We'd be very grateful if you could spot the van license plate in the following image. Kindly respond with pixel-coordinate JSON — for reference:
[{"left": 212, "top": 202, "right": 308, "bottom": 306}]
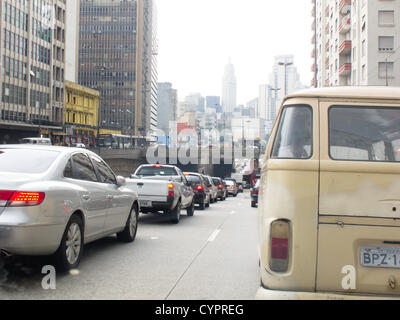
[
  {"left": 139, "top": 200, "right": 152, "bottom": 208},
  {"left": 361, "top": 246, "right": 400, "bottom": 269}
]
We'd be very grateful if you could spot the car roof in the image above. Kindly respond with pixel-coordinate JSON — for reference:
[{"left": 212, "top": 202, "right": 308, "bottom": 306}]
[
  {"left": 285, "top": 86, "right": 400, "bottom": 103},
  {"left": 140, "top": 164, "right": 177, "bottom": 169}
]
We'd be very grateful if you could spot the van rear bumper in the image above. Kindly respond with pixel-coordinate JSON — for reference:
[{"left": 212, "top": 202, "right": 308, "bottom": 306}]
[{"left": 256, "top": 287, "right": 400, "bottom": 300}]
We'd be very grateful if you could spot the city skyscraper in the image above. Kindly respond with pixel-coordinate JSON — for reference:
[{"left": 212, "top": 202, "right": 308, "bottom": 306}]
[
  {"left": 157, "top": 82, "right": 177, "bottom": 135},
  {"left": 0, "top": 0, "right": 67, "bottom": 143},
  {"left": 66, "top": 0, "right": 80, "bottom": 83},
  {"left": 78, "top": 0, "right": 158, "bottom": 137},
  {"left": 221, "top": 60, "right": 237, "bottom": 114}
]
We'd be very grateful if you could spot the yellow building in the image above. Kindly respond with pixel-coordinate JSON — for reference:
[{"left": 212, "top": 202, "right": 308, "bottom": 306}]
[{"left": 64, "top": 81, "right": 100, "bottom": 146}]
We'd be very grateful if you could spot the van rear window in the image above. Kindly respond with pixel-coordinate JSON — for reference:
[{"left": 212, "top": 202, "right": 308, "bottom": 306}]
[{"left": 329, "top": 106, "right": 400, "bottom": 162}]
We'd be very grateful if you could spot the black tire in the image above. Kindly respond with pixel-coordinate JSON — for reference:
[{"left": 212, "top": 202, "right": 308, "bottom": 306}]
[
  {"left": 187, "top": 200, "right": 195, "bottom": 217},
  {"left": 117, "top": 204, "right": 139, "bottom": 243},
  {"left": 206, "top": 198, "right": 210, "bottom": 208},
  {"left": 170, "top": 201, "right": 181, "bottom": 224},
  {"left": 54, "top": 215, "right": 84, "bottom": 272},
  {"left": 199, "top": 201, "right": 206, "bottom": 210},
  {"left": 251, "top": 201, "right": 257, "bottom": 208}
]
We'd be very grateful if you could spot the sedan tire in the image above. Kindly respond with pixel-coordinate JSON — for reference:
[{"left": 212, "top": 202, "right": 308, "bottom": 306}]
[
  {"left": 117, "top": 204, "right": 139, "bottom": 243},
  {"left": 54, "top": 215, "right": 84, "bottom": 272}
]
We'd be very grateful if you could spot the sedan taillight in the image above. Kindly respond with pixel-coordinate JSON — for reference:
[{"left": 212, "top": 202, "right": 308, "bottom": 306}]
[
  {"left": 269, "top": 220, "right": 290, "bottom": 273},
  {"left": 0, "top": 191, "right": 45, "bottom": 207}
]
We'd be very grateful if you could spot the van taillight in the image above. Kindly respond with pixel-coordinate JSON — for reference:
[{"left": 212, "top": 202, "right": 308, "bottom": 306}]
[
  {"left": 0, "top": 191, "right": 45, "bottom": 207},
  {"left": 269, "top": 220, "right": 290, "bottom": 273}
]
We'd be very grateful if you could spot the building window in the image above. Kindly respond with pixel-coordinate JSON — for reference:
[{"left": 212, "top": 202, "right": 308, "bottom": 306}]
[
  {"left": 378, "top": 11, "right": 394, "bottom": 26},
  {"left": 378, "top": 61, "right": 394, "bottom": 79},
  {"left": 379, "top": 36, "right": 394, "bottom": 52}
]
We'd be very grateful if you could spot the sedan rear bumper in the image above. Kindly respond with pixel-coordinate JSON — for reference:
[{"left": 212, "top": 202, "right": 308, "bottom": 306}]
[
  {"left": 0, "top": 223, "right": 65, "bottom": 256},
  {"left": 256, "top": 287, "right": 400, "bottom": 300}
]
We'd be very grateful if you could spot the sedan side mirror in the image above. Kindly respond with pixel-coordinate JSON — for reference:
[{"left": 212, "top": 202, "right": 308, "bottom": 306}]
[
  {"left": 130, "top": 174, "right": 139, "bottom": 179},
  {"left": 116, "top": 176, "right": 126, "bottom": 187}
]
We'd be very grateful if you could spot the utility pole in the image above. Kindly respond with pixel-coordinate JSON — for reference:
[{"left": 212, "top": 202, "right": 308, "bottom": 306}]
[
  {"left": 386, "top": 58, "right": 389, "bottom": 86},
  {"left": 314, "top": 0, "right": 318, "bottom": 88},
  {"left": 278, "top": 61, "right": 293, "bottom": 96}
]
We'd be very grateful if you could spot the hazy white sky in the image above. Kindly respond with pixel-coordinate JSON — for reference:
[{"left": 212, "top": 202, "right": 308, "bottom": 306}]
[{"left": 156, "top": 0, "right": 313, "bottom": 105}]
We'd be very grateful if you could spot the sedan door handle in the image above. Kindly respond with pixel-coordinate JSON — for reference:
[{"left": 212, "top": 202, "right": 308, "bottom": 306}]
[
  {"left": 82, "top": 195, "right": 90, "bottom": 201},
  {"left": 106, "top": 195, "right": 114, "bottom": 200}
]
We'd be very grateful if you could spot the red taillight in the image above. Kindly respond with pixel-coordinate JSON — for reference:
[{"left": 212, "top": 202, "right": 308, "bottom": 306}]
[
  {"left": 269, "top": 220, "right": 290, "bottom": 273},
  {"left": 0, "top": 191, "right": 45, "bottom": 207},
  {"left": 231, "top": 186, "right": 235, "bottom": 190},
  {"left": 154, "top": 165, "right": 162, "bottom": 168},
  {"left": 196, "top": 185, "right": 204, "bottom": 191},
  {"left": 168, "top": 183, "right": 174, "bottom": 197},
  {"left": 218, "top": 184, "right": 223, "bottom": 189}
]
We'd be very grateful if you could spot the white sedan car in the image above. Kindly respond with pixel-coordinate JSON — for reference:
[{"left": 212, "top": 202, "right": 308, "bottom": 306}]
[{"left": 0, "top": 145, "right": 139, "bottom": 271}]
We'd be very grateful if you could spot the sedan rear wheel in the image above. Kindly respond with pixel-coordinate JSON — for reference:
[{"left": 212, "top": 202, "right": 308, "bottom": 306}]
[{"left": 54, "top": 215, "right": 84, "bottom": 272}]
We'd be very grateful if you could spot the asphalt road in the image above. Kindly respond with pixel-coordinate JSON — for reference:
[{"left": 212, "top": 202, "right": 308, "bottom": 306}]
[{"left": 0, "top": 191, "right": 260, "bottom": 300}]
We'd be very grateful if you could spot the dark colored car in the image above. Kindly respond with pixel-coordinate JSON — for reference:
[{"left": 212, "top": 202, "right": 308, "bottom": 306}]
[
  {"left": 184, "top": 173, "right": 211, "bottom": 210},
  {"left": 212, "top": 177, "right": 226, "bottom": 201},
  {"left": 251, "top": 180, "right": 260, "bottom": 208}
]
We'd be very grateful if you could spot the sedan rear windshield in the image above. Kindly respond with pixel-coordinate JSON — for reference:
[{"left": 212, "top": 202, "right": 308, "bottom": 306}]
[
  {"left": 186, "top": 175, "right": 201, "bottom": 185},
  {"left": 136, "top": 166, "right": 178, "bottom": 177},
  {"left": 0, "top": 149, "right": 59, "bottom": 174},
  {"left": 212, "top": 178, "right": 220, "bottom": 185},
  {"left": 225, "top": 180, "right": 234, "bottom": 186}
]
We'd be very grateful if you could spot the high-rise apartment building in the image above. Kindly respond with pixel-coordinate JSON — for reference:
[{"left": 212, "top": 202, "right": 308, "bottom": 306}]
[
  {"left": 312, "top": 0, "right": 400, "bottom": 87},
  {"left": 0, "top": 0, "right": 67, "bottom": 143},
  {"left": 221, "top": 60, "right": 237, "bottom": 115},
  {"left": 79, "top": 0, "right": 158, "bottom": 137}
]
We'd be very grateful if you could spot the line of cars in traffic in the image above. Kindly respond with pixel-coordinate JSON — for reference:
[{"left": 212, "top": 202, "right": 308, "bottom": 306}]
[
  {"left": 126, "top": 164, "right": 240, "bottom": 224},
  {"left": 0, "top": 145, "right": 240, "bottom": 272}
]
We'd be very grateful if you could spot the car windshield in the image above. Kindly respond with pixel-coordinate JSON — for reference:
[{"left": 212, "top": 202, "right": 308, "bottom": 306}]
[
  {"left": 186, "top": 175, "right": 202, "bottom": 186},
  {"left": 136, "top": 166, "right": 178, "bottom": 177},
  {"left": 225, "top": 180, "right": 234, "bottom": 186},
  {"left": 0, "top": 149, "right": 59, "bottom": 174},
  {"left": 212, "top": 178, "right": 220, "bottom": 185}
]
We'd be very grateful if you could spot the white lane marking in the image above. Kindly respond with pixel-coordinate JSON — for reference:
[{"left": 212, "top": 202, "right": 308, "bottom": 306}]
[
  {"left": 207, "top": 229, "right": 221, "bottom": 242},
  {"left": 151, "top": 237, "right": 159, "bottom": 240}
]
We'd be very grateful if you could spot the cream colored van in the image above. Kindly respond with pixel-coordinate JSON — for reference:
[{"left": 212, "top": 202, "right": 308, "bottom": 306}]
[{"left": 257, "top": 87, "right": 400, "bottom": 300}]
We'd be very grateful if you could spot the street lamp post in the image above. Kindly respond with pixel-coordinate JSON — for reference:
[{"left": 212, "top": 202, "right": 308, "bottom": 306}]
[
  {"left": 278, "top": 61, "right": 293, "bottom": 96},
  {"left": 269, "top": 87, "right": 281, "bottom": 121}
]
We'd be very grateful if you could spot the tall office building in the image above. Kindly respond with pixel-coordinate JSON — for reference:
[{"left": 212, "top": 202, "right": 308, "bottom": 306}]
[
  {"left": 79, "top": 0, "right": 158, "bottom": 137},
  {"left": 221, "top": 60, "right": 237, "bottom": 114},
  {"left": 157, "top": 82, "right": 177, "bottom": 135},
  {"left": 312, "top": 0, "right": 400, "bottom": 87},
  {"left": 0, "top": 0, "right": 67, "bottom": 143}
]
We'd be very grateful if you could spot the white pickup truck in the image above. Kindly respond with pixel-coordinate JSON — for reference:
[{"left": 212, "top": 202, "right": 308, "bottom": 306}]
[{"left": 125, "top": 164, "right": 195, "bottom": 224}]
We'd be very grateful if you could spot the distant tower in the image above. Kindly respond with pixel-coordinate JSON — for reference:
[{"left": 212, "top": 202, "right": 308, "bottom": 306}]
[{"left": 221, "top": 60, "right": 237, "bottom": 114}]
